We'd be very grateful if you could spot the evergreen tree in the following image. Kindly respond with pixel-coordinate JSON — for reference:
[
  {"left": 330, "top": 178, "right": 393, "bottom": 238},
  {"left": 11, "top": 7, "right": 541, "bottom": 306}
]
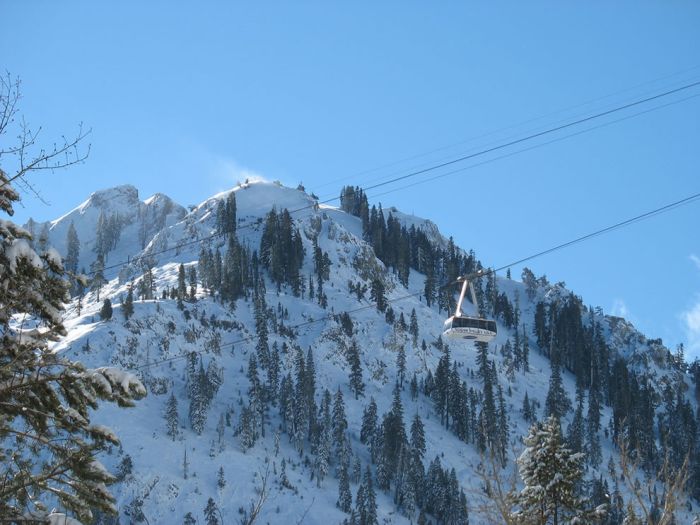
[
  {"left": 239, "top": 404, "right": 257, "bottom": 451},
  {"left": 0, "top": 167, "right": 146, "bottom": 520},
  {"left": 348, "top": 340, "right": 365, "bottom": 399},
  {"left": 188, "top": 265, "right": 197, "bottom": 300},
  {"left": 379, "top": 383, "right": 407, "bottom": 489},
  {"left": 370, "top": 278, "right": 387, "bottom": 312},
  {"left": 178, "top": 263, "right": 187, "bottom": 301},
  {"left": 165, "top": 392, "right": 179, "bottom": 440},
  {"left": 361, "top": 398, "right": 378, "bottom": 445},
  {"left": 567, "top": 388, "right": 585, "bottom": 454},
  {"left": 338, "top": 458, "right": 353, "bottom": 512},
  {"left": 357, "top": 466, "right": 378, "bottom": 525},
  {"left": 513, "top": 416, "right": 590, "bottom": 525},
  {"left": 65, "top": 220, "right": 80, "bottom": 274},
  {"left": 396, "top": 344, "right": 406, "bottom": 388},
  {"left": 123, "top": 284, "right": 134, "bottom": 320},
  {"left": 545, "top": 354, "right": 571, "bottom": 419},
  {"left": 409, "top": 308, "right": 419, "bottom": 347},
  {"left": 217, "top": 466, "right": 226, "bottom": 489},
  {"left": 316, "top": 402, "right": 332, "bottom": 485},
  {"left": 100, "top": 298, "right": 113, "bottom": 320},
  {"left": 90, "top": 252, "right": 106, "bottom": 301},
  {"left": 204, "top": 497, "right": 220, "bottom": 525},
  {"left": 189, "top": 362, "right": 210, "bottom": 435},
  {"left": 410, "top": 414, "right": 426, "bottom": 461},
  {"left": 333, "top": 389, "right": 349, "bottom": 461}
]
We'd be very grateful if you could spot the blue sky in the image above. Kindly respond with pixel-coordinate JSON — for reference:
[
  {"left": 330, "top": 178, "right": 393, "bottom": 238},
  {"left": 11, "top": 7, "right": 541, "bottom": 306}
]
[{"left": 3, "top": 1, "right": 700, "bottom": 357}]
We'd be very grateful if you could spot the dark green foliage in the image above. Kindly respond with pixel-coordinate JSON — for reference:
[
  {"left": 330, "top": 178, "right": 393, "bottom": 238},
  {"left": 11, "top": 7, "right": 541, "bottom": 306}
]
[
  {"left": 360, "top": 398, "right": 378, "bottom": 445},
  {"left": 348, "top": 340, "right": 364, "bottom": 399},
  {"left": 90, "top": 252, "right": 106, "bottom": 301},
  {"left": 396, "top": 344, "right": 406, "bottom": 388},
  {"left": 100, "top": 298, "right": 113, "bottom": 320},
  {"left": 122, "top": 284, "right": 134, "bottom": 320},
  {"left": 410, "top": 414, "right": 426, "bottom": 461},
  {"left": 370, "top": 278, "right": 386, "bottom": 312},
  {"left": 260, "top": 207, "right": 304, "bottom": 295},
  {"left": 165, "top": 392, "right": 179, "bottom": 440},
  {"left": 545, "top": 355, "right": 571, "bottom": 420},
  {"left": 215, "top": 192, "right": 237, "bottom": 238},
  {"left": 355, "top": 466, "right": 378, "bottom": 525},
  {"left": 204, "top": 497, "right": 220, "bottom": 525}
]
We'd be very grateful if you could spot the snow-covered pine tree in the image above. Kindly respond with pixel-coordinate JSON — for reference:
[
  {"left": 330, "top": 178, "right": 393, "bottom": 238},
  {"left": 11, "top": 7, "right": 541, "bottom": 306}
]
[
  {"left": 204, "top": 497, "right": 220, "bottom": 525},
  {"left": 410, "top": 414, "right": 426, "bottom": 461},
  {"left": 360, "top": 397, "right": 378, "bottom": 445},
  {"left": 165, "top": 391, "right": 180, "bottom": 440},
  {"left": 122, "top": 284, "right": 134, "bottom": 320},
  {"left": 90, "top": 252, "right": 106, "bottom": 301},
  {"left": 513, "top": 416, "right": 596, "bottom": 524},
  {"left": 348, "top": 339, "right": 365, "bottom": 399},
  {"left": 545, "top": 353, "right": 571, "bottom": 419},
  {"left": 65, "top": 220, "right": 80, "bottom": 295},
  {"left": 0, "top": 134, "right": 145, "bottom": 521}
]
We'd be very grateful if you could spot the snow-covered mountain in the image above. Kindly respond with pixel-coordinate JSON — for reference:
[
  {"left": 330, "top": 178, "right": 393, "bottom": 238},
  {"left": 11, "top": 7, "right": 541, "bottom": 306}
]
[
  {"left": 31, "top": 180, "right": 698, "bottom": 524},
  {"left": 25, "top": 184, "right": 186, "bottom": 273}
]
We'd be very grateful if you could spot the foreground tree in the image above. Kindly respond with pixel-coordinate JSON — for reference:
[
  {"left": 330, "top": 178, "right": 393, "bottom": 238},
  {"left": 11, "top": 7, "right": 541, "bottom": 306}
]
[
  {"left": 512, "top": 416, "right": 605, "bottom": 525},
  {"left": 0, "top": 75, "right": 146, "bottom": 522}
]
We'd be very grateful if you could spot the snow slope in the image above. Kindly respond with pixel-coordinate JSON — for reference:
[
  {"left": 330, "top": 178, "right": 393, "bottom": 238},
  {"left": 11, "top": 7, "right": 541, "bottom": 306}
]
[{"left": 40, "top": 180, "right": 695, "bottom": 524}]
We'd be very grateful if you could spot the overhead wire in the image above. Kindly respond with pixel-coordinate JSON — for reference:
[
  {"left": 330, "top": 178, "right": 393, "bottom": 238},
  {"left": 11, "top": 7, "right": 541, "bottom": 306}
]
[
  {"left": 365, "top": 91, "right": 700, "bottom": 202},
  {"left": 310, "top": 64, "right": 700, "bottom": 194},
  {"left": 92, "top": 78, "right": 700, "bottom": 278}
]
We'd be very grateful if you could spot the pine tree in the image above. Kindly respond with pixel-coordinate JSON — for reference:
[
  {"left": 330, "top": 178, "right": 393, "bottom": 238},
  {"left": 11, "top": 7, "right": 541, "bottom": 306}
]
[
  {"left": 100, "top": 297, "right": 113, "bottom": 320},
  {"left": 165, "top": 392, "right": 179, "bottom": 440},
  {"left": 204, "top": 497, "right": 220, "bottom": 525},
  {"left": 358, "top": 466, "right": 378, "bottom": 525},
  {"left": 239, "top": 404, "right": 257, "bottom": 451},
  {"left": 178, "top": 263, "right": 187, "bottom": 301},
  {"left": 545, "top": 354, "right": 571, "bottom": 419},
  {"left": 333, "top": 389, "right": 349, "bottom": 461},
  {"left": 338, "top": 458, "right": 353, "bottom": 512},
  {"left": 567, "top": 387, "right": 585, "bottom": 454},
  {"left": 123, "top": 284, "right": 134, "bottom": 320},
  {"left": 361, "top": 398, "right": 378, "bottom": 445},
  {"left": 348, "top": 339, "right": 365, "bottom": 399},
  {"left": 90, "top": 252, "right": 106, "bottom": 301},
  {"left": 410, "top": 414, "right": 426, "bottom": 461},
  {"left": 0, "top": 164, "right": 146, "bottom": 520},
  {"left": 217, "top": 466, "right": 226, "bottom": 489},
  {"left": 65, "top": 221, "right": 80, "bottom": 294},
  {"left": 409, "top": 308, "right": 419, "bottom": 347},
  {"left": 396, "top": 344, "right": 406, "bottom": 388},
  {"left": 370, "top": 278, "right": 387, "bottom": 312},
  {"left": 513, "top": 416, "right": 589, "bottom": 525}
]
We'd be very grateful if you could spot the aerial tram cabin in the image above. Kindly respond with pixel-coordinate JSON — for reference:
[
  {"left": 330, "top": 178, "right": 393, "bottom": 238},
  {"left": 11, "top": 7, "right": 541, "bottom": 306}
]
[{"left": 443, "top": 275, "right": 497, "bottom": 343}]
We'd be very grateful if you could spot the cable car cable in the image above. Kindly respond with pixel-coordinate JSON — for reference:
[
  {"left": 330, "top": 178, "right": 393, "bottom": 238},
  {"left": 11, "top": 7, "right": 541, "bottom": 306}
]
[{"left": 91, "top": 79, "right": 700, "bottom": 277}]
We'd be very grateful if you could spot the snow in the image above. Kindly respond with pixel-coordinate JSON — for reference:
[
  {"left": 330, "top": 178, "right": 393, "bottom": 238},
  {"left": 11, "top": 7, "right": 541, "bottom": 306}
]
[
  {"left": 4, "top": 237, "right": 42, "bottom": 272},
  {"left": 48, "top": 512, "right": 84, "bottom": 525},
  {"left": 33, "top": 180, "right": 697, "bottom": 524}
]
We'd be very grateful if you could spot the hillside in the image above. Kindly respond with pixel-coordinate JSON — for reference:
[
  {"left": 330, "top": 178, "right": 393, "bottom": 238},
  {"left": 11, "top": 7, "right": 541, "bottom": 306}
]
[{"left": 29, "top": 180, "right": 699, "bottom": 524}]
